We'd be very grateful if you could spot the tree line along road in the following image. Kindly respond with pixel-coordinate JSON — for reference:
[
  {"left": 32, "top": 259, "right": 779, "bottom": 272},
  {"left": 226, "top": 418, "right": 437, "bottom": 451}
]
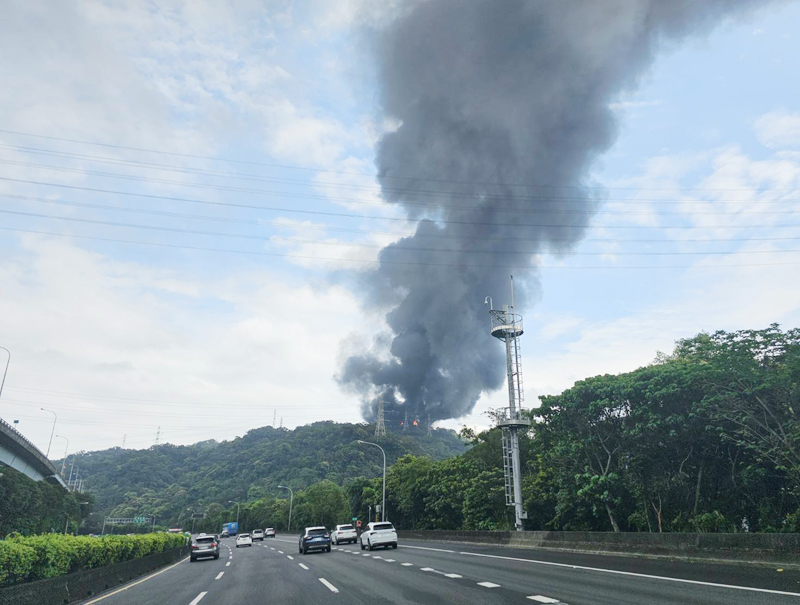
[{"left": 80, "top": 534, "right": 800, "bottom": 605}]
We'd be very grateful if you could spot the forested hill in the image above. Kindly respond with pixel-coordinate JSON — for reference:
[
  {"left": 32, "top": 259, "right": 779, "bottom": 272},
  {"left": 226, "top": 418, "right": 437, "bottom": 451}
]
[{"left": 71, "top": 422, "right": 466, "bottom": 527}]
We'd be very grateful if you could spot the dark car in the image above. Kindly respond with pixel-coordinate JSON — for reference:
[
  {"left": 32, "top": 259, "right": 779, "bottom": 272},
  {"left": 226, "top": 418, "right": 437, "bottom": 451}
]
[
  {"left": 190, "top": 534, "right": 220, "bottom": 562},
  {"left": 298, "top": 526, "right": 331, "bottom": 555}
]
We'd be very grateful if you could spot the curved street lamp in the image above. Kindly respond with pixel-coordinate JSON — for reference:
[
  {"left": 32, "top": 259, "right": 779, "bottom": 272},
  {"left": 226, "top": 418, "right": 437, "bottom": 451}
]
[
  {"left": 228, "top": 500, "right": 241, "bottom": 527},
  {"left": 277, "top": 486, "right": 294, "bottom": 532},
  {"left": 357, "top": 440, "right": 387, "bottom": 522},
  {"left": 0, "top": 347, "right": 10, "bottom": 402},
  {"left": 55, "top": 435, "right": 69, "bottom": 476},
  {"left": 41, "top": 407, "right": 57, "bottom": 458}
]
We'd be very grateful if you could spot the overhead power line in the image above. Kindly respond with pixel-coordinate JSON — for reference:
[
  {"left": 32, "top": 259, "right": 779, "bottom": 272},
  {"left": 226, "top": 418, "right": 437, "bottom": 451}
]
[
  {"left": 2, "top": 126, "right": 798, "bottom": 192},
  {"left": 1, "top": 158, "right": 799, "bottom": 209},
  {"left": 6, "top": 193, "right": 800, "bottom": 245},
  {"left": 1, "top": 144, "right": 798, "bottom": 206},
  {"left": 4, "top": 226, "right": 800, "bottom": 269},
  {"left": 3, "top": 208, "right": 800, "bottom": 257},
  {"left": 1, "top": 178, "right": 797, "bottom": 229}
]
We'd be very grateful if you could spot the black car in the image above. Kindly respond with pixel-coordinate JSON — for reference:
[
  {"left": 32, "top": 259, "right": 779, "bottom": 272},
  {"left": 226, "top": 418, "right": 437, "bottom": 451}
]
[
  {"left": 190, "top": 534, "right": 220, "bottom": 562},
  {"left": 298, "top": 526, "right": 331, "bottom": 555}
]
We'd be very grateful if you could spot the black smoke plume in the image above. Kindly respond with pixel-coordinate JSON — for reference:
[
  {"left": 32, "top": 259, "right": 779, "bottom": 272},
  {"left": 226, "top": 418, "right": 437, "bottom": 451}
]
[{"left": 338, "top": 0, "right": 773, "bottom": 423}]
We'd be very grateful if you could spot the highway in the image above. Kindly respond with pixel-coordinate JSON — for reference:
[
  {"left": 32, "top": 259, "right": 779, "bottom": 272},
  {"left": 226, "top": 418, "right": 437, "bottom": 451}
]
[{"left": 81, "top": 534, "right": 800, "bottom": 605}]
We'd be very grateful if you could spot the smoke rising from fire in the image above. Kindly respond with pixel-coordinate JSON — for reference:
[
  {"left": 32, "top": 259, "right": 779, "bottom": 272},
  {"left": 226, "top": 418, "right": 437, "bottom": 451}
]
[{"left": 337, "top": 0, "right": 772, "bottom": 423}]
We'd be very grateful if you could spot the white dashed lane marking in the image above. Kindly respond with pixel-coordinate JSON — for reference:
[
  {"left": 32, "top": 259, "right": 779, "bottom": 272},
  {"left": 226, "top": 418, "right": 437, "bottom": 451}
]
[
  {"left": 189, "top": 592, "right": 207, "bottom": 605},
  {"left": 319, "top": 578, "right": 339, "bottom": 593},
  {"left": 478, "top": 582, "right": 501, "bottom": 588},
  {"left": 299, "top": 563, "right": 309, "bottom": 570},
  {"left": 225, "top": 562, "right": 230, "bottom": 567},
  {"left": 401, "top": 563, "right": 413, "bottom": 567},
  {"left": 278, "top": 550, "right": 284, "bottom": 554},
  {"left": 215, "top": 572, "right": 224, "bottom": 580},
  {"left": 287, "top": 555, "right": 294, "bottom": 560},
  {"left": 527, "top": 597, "right": 560, "bottom": 604}
]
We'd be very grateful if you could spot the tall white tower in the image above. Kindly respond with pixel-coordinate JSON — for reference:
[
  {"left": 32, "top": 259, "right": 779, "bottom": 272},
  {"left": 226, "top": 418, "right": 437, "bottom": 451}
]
[{"left": 486, "top": 276, "right": 531, "bottom": 531}]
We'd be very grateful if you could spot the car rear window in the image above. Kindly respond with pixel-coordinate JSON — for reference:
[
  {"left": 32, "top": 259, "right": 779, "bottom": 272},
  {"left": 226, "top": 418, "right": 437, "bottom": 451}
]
[
  {"left": 338, "top": 525, "right": 354, "bottom": 530},
  {"left": 239, "top": 533, "right": 250, "bottom": 538},
  {"left": 308, "top": 528, "right": 327, "bottom": 536},
  {"left": 196, "top": 537, "right": 215, "bottom": 544},
  {"left": 373, "top": 523, "right": 394, "bottom": 531}
]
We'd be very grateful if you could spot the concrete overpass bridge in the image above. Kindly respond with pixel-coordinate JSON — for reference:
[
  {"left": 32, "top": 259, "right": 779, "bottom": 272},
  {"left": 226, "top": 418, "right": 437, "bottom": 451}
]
[{"left": 0, "top": 416, "right": 67, "bottom": 488}]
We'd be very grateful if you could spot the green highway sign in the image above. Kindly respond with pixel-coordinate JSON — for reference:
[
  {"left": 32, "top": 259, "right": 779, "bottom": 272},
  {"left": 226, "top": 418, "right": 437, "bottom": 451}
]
[
  {"left": 133, "top": 516, "right": 146, "bottom": 523},
  {"left": 352, "top": 517, "right": 357, "bottom": 522}
]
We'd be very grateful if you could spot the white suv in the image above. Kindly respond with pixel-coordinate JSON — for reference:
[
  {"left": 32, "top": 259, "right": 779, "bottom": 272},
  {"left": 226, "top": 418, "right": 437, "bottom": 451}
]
[
  {"left": 331, "top": 524, "right": 357, "bottom": 545},
  {"left": 252, "top": 529, "right": 264, "bottom": 541},
  {"left": 360, "top": 522, "right": 398, "bottom": 551}
]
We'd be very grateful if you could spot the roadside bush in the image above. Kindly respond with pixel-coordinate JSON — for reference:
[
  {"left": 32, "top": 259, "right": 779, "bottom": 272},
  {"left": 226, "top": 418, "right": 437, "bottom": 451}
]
[
  {"left": 0, "top": 541, "right": 36, "bottom": 586},
  {"left": 0, "top": 532, "right": 185, "bottom": 586}
]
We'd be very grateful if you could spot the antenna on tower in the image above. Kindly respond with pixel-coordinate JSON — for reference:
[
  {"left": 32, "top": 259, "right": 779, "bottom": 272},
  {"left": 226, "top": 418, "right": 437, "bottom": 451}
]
[
  {"left": 122, "top": 434, "right": 127, "bottom": 449},
  {"left": 375, "top": 394, "right": 387, "bottom": 438},
  {"left": 154, "top": 427, "right": 161, "bottom": 446},
  {"left": 486, "top": 275, "right": 531, "bottom": 531},
  {"left": 279, "top": 417, "right": 283, "bottom": 429},
  {"left": 273, "top": 410, "right": 277, "bottom": 428}
]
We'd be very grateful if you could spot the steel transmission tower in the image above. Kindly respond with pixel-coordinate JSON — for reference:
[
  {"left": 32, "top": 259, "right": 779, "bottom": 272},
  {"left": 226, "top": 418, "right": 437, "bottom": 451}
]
[
  {"left": 486, "top": 276, "right": 531, "bottom": 531},
  {"left": 375, "top": 395, "right": 387, "bottom": 438}
]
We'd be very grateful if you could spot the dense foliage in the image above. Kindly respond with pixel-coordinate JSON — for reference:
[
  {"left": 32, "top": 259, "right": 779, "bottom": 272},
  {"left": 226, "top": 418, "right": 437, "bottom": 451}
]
[
  {"left": 67, "top": 326, "right": 800, "bottom": 535},
  {"left": 341, "top": 326, "right": 800, "bottom": 533},
  {"left": 69, "top": 422, "right": 465, "bottom": 531},
  {"left": 0, "top": 532, "right": 185, "bottom": 586},
  {"left": 0, "top": 467, "right": 92, "bottom": 537}
]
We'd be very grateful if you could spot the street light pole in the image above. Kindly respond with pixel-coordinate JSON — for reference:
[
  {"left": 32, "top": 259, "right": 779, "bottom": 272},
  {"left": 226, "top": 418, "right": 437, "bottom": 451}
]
[
  {"left": 0, "top": 347, "right": 10, "bottom": 402},
  {"left": 277, "top": 486, "right": 294, "bottom": 532},
  {"left": 55, "top": 435, "right": 69, "bottom": 477},
  {"left": 41, "top": 407, "right": 57, "bottom": 458},
  {"left": 357, "top": 440, "right": 387, "bottom": 522},
  {"left": 228, "top": 500, "right": 240, "bottom": 528}
]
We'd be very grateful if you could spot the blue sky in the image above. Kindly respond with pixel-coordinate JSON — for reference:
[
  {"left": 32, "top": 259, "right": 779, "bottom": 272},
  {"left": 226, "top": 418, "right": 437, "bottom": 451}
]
[{"left": 0, "top": 0, "right": 799, "bottom": 456}]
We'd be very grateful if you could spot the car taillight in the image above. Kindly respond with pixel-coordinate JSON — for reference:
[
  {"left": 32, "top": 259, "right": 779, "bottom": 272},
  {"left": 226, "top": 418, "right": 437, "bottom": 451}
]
[
  {"left": 211, "top": 542, "right": 217, "bottom": 548},
  {"left": 324, "top": 534, "right": 330, "bottom": 539},
  {"left": 192, "top": 545, "right": 199, "bottom": 549}
]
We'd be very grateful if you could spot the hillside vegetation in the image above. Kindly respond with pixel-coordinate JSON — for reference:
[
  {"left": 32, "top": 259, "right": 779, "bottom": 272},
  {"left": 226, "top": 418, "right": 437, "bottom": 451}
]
[
  {"left": 71, "top": 422, "right": 466, "bottom": 530},
  {"left": 207, "top": 326, "right": 800, "bottom": 535}
]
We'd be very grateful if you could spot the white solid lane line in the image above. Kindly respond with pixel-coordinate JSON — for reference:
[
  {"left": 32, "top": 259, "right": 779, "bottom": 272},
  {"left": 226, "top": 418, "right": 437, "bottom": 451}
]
[
  {"left": 299, "top": 563, "right": 309, "bottom": 570},
  {"left": 420, "top": 567, "right": 462, "bottom": 579},
  {"left": 478, "top": 582, "right": 501, "bottom": 588},
  {"left": 402, "top": 545, "right": 455, "bottom": 553},
  {"left": 189, "top": 592, "right": 207, "bottom": 605},
  {"left": 527, "top": 597, "right": 559, "bottom": 604},
  {"left": 287, "top": 555, "right": 294, "bottom": 560},
  {"left": 319, "top": 578, "right": 339, "bottom": 593},
  {"left": 459, "top": 551, "right": 800, "bottom": 597},
  {"left": 83, "top": 557, "right": 188, "bottom": 604},
  {"left": 215, "top": 572, "right": 224, "bottom": 580},
  {"left": 226, "top": 562, "right": 230, "bottom": 567}
]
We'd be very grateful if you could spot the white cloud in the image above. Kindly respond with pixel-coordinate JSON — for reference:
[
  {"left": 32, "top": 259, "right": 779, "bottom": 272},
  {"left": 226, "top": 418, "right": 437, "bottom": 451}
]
[
  {"left": 0, "top": 236, "right": 364, "bottom": 451},
  {"left": 754, "top": 110, "right": 800, "bottom": 149}
]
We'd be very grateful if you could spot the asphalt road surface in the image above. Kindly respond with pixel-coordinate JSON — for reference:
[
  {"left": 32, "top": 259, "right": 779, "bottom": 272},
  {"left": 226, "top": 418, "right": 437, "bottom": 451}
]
[{"left": 81, "top": 534, "right": 800, "bottom": 605}]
